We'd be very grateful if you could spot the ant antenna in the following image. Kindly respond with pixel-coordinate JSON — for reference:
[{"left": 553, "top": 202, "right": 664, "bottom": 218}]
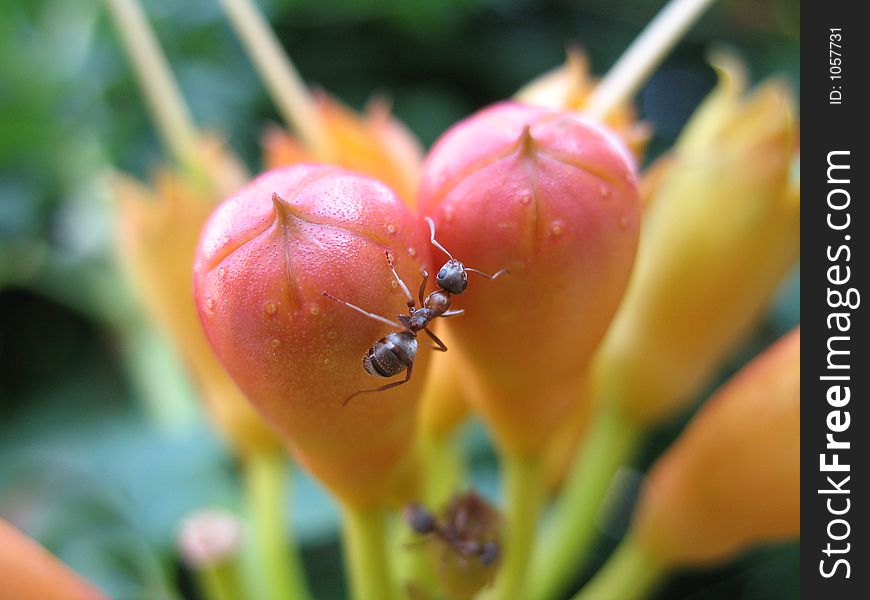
[
  {"left": 465, "top": 266, "right": 509, "bottom": 280},
  {"left": 424, "top": 216, "right": 454, "bottom": 260}
]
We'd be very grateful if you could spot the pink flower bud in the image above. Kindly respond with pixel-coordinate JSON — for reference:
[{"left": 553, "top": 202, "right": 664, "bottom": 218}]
[
  {"left": 194, "top": 165, "right": 432, "bottom": 507},
  {"left": 417, "top": 102, "right": 641, "bottom": 455}
]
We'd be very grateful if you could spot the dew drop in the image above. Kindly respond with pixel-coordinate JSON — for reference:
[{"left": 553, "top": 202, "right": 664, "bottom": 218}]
[
  {"left": 386, "top": 223, "right": 397, "bottom": 235},
  {"left": 218, "top": 267, "right": 226, "bottom": 279},
  {"left": 270, "top": 339, "right": 281, "bottom": 349},
  {"left": 310, "top": 304, "right": 320, "bottom": 316},
  {"left": 549, "top": 221, "right": 564, "bottom": 237},
  {"left": 444, "top": 209, "right": 455, "bottom": 223},
  {"left": 599, "top": 184, "right": 610, "bottom": 199},
  {"left": 265, "top": 302, "right": 277, "bottom": 316},
  {"left": 520, "top": 193, "right": 532, "bottom": 206},
  {"left": 205, "top": 297, "right": 215, "bottom": 310},
  {"left": 327, "top": 330, "right": 337, "bottom": 340},
  {"left": 408, "top": 247, "right": 417, "bottom": 257},
  {"left": 323, "top": 358, "right": 331, "bottom": 366},
  {"left": 391, "top": 279, "right": 398, "bottom": 289}
]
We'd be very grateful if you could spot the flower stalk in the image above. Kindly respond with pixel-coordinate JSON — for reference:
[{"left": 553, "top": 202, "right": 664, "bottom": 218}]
[
  {"left": 528, "top": 406, "right": 640, "bottom": 600},
  {"left": 243, "top": 453, "right": 313, "bottom": 600},
  {"left": 584, "top": 0, "right": 719, "bottom": 121},
  {"left": 569, "top": 537, "right": 665, "bottom": 600},
  {"left": 103, "top": 0, "right": 206, "bottom": 180},
  {"left": 341, "top": 507, "right": 397, "bottom": 600},
  {"left": 218, "top": 0, "right": 331, "bottom": 158}
]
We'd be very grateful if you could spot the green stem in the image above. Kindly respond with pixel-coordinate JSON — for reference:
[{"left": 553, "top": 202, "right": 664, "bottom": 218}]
[
  {"left": 341, "top": 505, "right": 397, "bottom": 600},
  {"left": 218, "top": 0, "right": 331, "bottom": 158},
  {"left": 569, "top": 537, "right": 664, "bottom": 600},
  {"left": 527, "top": 407, "right": 640, "bottom": 600},
  {"left": 103, "top": 0, "right": 205, "bottom": 179},
  {"left": 197, "top": 559, "right": 247, "bottom": 600},
  {"left": 243, "top": 452, "right": 313, "bottom": 600},
  {"left": 422, "top": 431, "right": 466, "bottom": 508},
  {"left": 491, "top": 453, "right": 547, "bottom": 600},
  {"left": 584, "top": 0, "right": 718, "bottom": 121}
]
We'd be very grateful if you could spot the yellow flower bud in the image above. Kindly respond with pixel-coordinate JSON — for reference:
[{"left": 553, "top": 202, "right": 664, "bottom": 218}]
[
  {"left": 633, "top": 328, "right": 800, "bottom": 566},
  {"left": 595, "top": 54, "right": 799, "bottom": 426},
  {"left": 112, "top": 137, "right": 281, "bottom": 456},
  {"left": 0, "top": 518, "right": 107, "bottom": 600}
]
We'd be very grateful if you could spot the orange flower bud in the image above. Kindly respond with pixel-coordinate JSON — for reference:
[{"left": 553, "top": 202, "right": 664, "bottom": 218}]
[
  {"left": 194, "top": 165, "right": 433, "bottom": 507},
  {"left": 417, "top": 102, "right": 641, "bottom": 455},
  {"left": 594, "top": 55, "right": 799, "bottom": 426},
  {"left": 0, "top": 518, "right": 107, "bottom": 600},
  {"left": 112, "top": 138, "right": 280, "bottom": 456},
  {"left": 515, "top": 48, "right": 651, "bottom": 158},
  {"left": 632, "top": 328, "right": 800, "bottom": 566},
  {"left": 262, "top": 93, "right": 423, "bottom": 204}
]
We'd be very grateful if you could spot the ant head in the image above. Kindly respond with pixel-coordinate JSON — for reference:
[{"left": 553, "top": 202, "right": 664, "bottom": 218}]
[
  {"left": 436, "top": 259, "right": 468, "bottom": 294},
  {"left": 403, "top": 503, "right": 437, "bottom": 535},
  {"left": 480, "top": 541, "right": 500, "bottom": 566}
]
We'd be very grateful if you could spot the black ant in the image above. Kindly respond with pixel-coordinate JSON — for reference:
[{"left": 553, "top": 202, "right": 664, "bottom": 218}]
[
  {"left": 403, "top": 493, "right": 501, "bottom": 568},
  {"left": 322, "top": 217, "right": 507, "bottom": 404}
]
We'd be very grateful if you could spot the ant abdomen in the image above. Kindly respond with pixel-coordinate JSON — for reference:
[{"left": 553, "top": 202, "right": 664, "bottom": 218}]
[{"left": 363, "top": 333, "right": 418, "bottom": 378}]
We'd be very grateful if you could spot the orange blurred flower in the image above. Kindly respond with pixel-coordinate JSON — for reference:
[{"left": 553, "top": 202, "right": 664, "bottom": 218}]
[
  {"left": 633, "top": 327, "right": 800, "bottom": 566},
  {"left": 0, "top": 518, "right": 107, "bottom": 600},
  {"left": 262, "top": 92, "right": 423, "bottom": 204},
  {"left": 112, "top": 137, "right": 281, "bottom": 456}
]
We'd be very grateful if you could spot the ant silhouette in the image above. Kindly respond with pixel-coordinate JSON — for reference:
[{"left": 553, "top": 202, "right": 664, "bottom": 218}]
[
  {"left": 403, "top": 494, "right": 501, "bottom": 568},
  {"left": 322, "top": 217, "right": 507, "bottom": 404}
]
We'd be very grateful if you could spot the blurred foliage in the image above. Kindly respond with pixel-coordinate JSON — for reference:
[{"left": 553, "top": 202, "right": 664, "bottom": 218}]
[{"left": 0, "top": 0, "right": 798, "bottom": 598}]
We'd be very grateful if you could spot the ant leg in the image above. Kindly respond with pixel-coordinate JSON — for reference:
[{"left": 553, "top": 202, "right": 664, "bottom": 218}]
[
  {"left": 343, "top": 360, "right": 414, "bottom": 405},
  {"left": 440, "top": 309, "right": 465, "bottom": 318},
  {"left": 321, "top": 292, "right": 401, "bottom": 329},
  {"left": 423, "top": 328, "right": 448, "bottom": 352},
  {"left": 424, "top": 216, "right": 455, "bottom": 260},
  {"left": 385, "top": 251, "right": 415, "bottom": 310},
  {"left": 465, "top": 267, "right": 509, "bottom": 280},
  {"left": 417, "top": 269, "right": 429, "bottom": 306}
]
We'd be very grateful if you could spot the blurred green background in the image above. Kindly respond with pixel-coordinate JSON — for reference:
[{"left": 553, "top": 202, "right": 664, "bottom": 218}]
[{"left": 0, "top": 0, "right": 798, "bottom": 599}]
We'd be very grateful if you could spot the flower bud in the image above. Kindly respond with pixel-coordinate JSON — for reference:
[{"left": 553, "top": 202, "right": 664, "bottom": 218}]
[
  {"left": 194, "top": 164, "right": 432, "bottom": 507},
  {"left": 263, "top": 93, "right": 423, "bottom": 204},
  {"left": 632, "top": 328, "right": 800, "bottom": 566},
  {"left": 112, "top": 138, "right": 281, "bottom": 456},
  {"left": 417, "top": 101, "right": 641, "bottom": 455},
  {"left": 0, "top": 518, "right": 107, "bottom": 600},
  {"left": 177, "top": 509, "right": 244, "bottom": 569},
  {"left": 594, "top": 54, "right": 799, "bottom": 426}
]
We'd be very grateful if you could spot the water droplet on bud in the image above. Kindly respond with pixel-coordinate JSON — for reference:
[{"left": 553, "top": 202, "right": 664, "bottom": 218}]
[{"left": 387, "top": 224, "right": 397, "bottom": 235}]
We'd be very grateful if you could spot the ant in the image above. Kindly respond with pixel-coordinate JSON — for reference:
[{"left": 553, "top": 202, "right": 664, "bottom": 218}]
[
  {"left": 322, "top": 217, "right": 507, "bottom": 405},
  {"left": 403, "top": 493, "right": 501, "bottom": 568}
]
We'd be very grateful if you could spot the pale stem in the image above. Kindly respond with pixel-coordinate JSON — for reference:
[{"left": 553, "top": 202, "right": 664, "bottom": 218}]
[
  {"left": 218, "top": 0, "right": 331, "bottom": 158},
  {"left": 103, "top": 0, "right": 203, "bottom": 175},
  {"left": 341, "top": 505, "right": 398, "bottom": 600},
  {"left": 584, "top": 0, "right": 719, "bottom": 121},
  {"left": 490, "top": 452, "right": 548, "bottom": 600},
  {"left": 569, "top": 537, "right": 665, "bottom": 600},
  {"left": 243, "top": 452, "right": 313, "bottom": 600},
  {"left": 527, "top": 406, "right": 640, "bottom": 600}
]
